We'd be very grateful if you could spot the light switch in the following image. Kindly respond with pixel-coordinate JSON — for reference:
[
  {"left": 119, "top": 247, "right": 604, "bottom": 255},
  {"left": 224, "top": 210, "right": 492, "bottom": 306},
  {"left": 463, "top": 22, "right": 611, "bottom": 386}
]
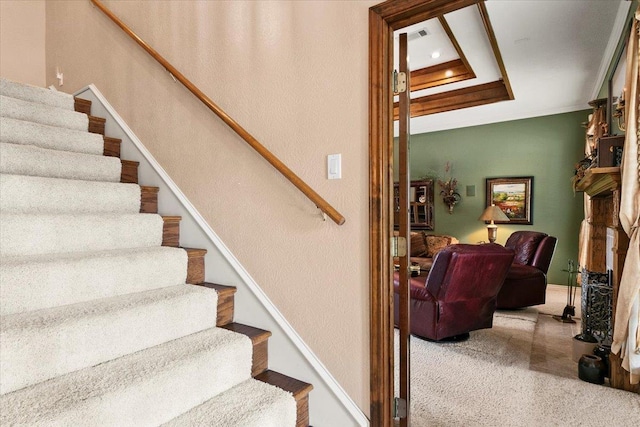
[{"left": 328, "top": 154, "right": 341, "bottom": 179}]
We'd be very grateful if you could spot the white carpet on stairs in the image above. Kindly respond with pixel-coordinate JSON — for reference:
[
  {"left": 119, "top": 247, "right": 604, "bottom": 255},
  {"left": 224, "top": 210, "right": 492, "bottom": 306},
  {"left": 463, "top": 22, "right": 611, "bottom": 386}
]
[
  {"left": 0, "top": 212, "right": 164, "bottom": 256},
  {"left": 0, "top": 78, "right": 75, "bottom": 111},
  {"left": 0, "top": 94, "right": 88, "bottom": 131},
  {"left": 0, "top": 246, "right": 189, "bottom": 315},
  {"left": 1, "top": 284, "right": 219, "bottom": 394},
  {"left": 0, "top": 77, "right": 296, "bottom": 426},
  {"left": 0, "top": 174, "right": 141, "bottom": 214},
  {"left": 0, "top": 117, "right": 104, "bottom": 155},
  {"left": 0, "top": 327, "right": 253, "bottom": 426},
  {"left": 165, "top": 378, "right": 297, "bottom": 427},
  {"left": 0, "top": 142, "right": 121, "bottom": 182}
]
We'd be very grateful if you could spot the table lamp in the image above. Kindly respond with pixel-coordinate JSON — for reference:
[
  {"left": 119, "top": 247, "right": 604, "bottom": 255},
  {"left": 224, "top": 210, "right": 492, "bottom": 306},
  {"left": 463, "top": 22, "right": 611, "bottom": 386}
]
[{"left": 478, "top": 204, "right": 509, "bottom": 243}]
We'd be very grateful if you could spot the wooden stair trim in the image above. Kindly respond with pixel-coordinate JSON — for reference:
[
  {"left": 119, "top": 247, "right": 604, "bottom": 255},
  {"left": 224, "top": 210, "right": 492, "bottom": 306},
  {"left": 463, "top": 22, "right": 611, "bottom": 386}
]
[
  {"left": 120, "top": 159, "right": 139, "bottom": 184},
  {"left": 103, "top": 137, "right": 121, "bottom": 157},
  {"left": 161, "top": 216, "right": 181, "bottom": 247},
  {"left": 194, "top": 283, "right": 236, "bottom": 326},
  {"left": 255, "top": 370, "right": 313, "bottom": 427},
  {"left": 88, "top": 115, "right": 106, "bottom": 135},
  {"left": 220, "top": 322, "right": 271, "bottom": 377},
  {"left": 74, "top": 97, "right": 91, "bottom": 115},
  {"left": 184, "top": 247, "right": 207, "bottom": 284},
  {"left": 140, "top": 186, "right": 158, "bottom": 213}
]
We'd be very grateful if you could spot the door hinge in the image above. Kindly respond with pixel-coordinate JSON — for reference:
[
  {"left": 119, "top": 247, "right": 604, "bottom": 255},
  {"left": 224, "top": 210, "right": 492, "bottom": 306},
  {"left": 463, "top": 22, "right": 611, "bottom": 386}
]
[
  {"left": 393, "top": 70, "right": 407, "bottom": 95},
  {"left": 391, "top": 236, "right": 407, "bottom": 258},
  {"left": 393, "top": 397, "right": 407, "bottom": 418}
]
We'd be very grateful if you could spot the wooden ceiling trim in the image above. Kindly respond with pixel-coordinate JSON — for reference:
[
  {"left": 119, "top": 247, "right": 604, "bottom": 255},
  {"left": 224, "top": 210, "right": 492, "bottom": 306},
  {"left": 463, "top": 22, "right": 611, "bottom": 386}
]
[
  {"left": 438, "top": 15, "right": 476, "bottom": 79},
  {"left": 410, "top": 59, "right": 474, "bottom": 91},
  {"left": 372, "top": 0, "right": 480, "bottom": 30},
  {"left": 477, "top": 1, "right": 514, "bottom": 99},
  {"left": 393, "top": 80, "right": 510, "bottom": 119}
]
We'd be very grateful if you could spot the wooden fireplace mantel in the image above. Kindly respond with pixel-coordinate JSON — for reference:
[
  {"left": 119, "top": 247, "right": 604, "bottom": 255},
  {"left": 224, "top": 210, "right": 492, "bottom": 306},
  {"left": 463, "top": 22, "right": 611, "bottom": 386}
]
[{"left": 576, "top": 166, "right": 638, "bottom": 392}]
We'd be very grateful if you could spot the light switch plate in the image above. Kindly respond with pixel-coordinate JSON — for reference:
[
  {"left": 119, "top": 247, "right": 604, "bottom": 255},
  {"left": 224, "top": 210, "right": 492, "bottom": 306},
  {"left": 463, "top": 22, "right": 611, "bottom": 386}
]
[{"left": 328, "top": 154, "right": 341, "bottom": 179}]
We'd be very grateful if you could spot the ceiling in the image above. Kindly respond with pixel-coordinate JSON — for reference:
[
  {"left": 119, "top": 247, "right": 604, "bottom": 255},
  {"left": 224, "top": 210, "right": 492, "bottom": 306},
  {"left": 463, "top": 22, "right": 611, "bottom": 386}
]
[{"left": 394, "top": 0, "right": 632, "bottom": 135}]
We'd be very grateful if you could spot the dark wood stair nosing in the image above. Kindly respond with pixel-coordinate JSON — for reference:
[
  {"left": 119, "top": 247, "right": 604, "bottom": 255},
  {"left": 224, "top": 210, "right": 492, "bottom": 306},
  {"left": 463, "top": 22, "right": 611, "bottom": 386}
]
[
  {"left": 88, "top": 115, "right": 106, "bottom": 135},
  {"left": 161, "top": 216, "right": 181, "bottom": 248},
  {"left": 184, "top": 247, "right": 207, "bottom": 284},
  {"left": 140, "top": 186, "right": 159, "bottom": 213},
  {"left": 220, "top": 322, "right": 271, "bottom": 377},
  {"left": 255, "top": 369, "right": 313, "bottom": 427},
  {"left": 195, "top": 283, "right": 237, "bottom": 326},
  {"left": 103, "top": 136, "right": 121, "bottom": 158},
  {"left": 74, "top": 97, "right": 92, "bottom": 115},
  {"left": 120, "top": 159, "right": 139, "bottom": 184}
]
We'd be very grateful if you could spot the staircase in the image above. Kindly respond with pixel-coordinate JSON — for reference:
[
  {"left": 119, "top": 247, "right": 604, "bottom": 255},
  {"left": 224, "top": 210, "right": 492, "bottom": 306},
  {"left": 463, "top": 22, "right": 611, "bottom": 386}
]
[{"left": 0, "top": 78, "right": 312, "bottom": 426}]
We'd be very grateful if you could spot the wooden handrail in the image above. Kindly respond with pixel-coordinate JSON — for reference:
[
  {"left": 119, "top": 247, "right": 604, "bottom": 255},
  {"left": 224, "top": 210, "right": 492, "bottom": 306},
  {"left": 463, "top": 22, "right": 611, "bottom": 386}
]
[{"left": 90, "top": 0, "right": 345, "bottom": 225}]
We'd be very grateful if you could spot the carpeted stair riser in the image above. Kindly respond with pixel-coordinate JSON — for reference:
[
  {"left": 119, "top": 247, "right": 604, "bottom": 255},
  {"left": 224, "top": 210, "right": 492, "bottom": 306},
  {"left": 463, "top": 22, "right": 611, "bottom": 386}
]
[
  {"left": 0, "top": 174, "right": 141, "bottom": 214},
  {"left": 0, "top": 78, "right": 75, "bottom": 111},
  {"left": 0, "top": 95, "right": 88, "bottom": 131},
  {"left": 0, "top": 213, "right": 164, "bottom": 256},
  {"left": 1, "top": 284, "right": 219, "bottom": 394},
  {"left": 0, "top": 327, "right": 253, "bottom": 426},
  {"left": 0, "top": 117, "right": 104, "bottom": 155},
  {"left": 164, "top": 378, "right": 296, "bottom": 427},
  {"left": 0, "top": 247, "right": 188, "bottom": 316},
  {"left": 0, "top": 142, "right": 121, "bottom": 182}
]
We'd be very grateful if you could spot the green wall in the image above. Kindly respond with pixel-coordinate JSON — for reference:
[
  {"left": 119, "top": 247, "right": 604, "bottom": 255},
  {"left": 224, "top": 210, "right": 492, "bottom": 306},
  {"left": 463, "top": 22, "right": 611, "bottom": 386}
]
[{"left": 399, "top": 110, "right": 589, "bottom": 284}]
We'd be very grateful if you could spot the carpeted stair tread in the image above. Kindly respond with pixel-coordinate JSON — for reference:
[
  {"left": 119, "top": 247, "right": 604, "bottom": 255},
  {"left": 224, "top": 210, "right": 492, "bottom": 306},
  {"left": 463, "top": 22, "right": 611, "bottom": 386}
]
[
  {"left": 0, "top": 212, "right": 164, "bottom": 256},
  {"left": 0, "top": 246, "right": 188, "bottom": 316},
  {"left": 0, "top": 142, "right": 121, "bottom": 182},
  {"left": 1, "top": 78, "right": 75, "bottom": 111},
  {"left": 1, "top": 284, "right": 219, "bottom": 394},
  {"left": 0, "top": 327, "right": 253, "bottom": 426},
  {"left": 163, "top": 378, "right": 296, "bottom": 427},
  {"left": 0, "top": 117, "right": 104, "bottom": 155},
  {"left": 0, "top": 95, "right": 88, "bottom": 131},
  {"left": 0, "top": 174, "right": 141, "bottom": 214}
]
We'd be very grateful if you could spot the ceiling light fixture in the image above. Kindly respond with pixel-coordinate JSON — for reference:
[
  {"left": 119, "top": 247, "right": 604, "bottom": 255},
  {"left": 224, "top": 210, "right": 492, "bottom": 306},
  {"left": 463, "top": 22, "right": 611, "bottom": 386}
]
[
  {"left": 431, "top": 51, "right": 441, "bottom": 59},
  {"left": 445, "top": 70, "right": 453, "bottom": 77}
]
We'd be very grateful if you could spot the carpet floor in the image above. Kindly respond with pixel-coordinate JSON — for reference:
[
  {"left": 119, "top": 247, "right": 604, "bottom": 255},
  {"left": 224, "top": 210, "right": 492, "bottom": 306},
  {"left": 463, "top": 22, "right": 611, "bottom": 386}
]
[{"left": 396, "top": 309, "right": 640, "bottom": 426}]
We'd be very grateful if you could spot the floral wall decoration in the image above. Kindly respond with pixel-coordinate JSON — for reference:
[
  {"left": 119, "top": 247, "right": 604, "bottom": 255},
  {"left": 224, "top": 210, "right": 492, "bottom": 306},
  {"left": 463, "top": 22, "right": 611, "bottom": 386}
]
[{"left": 438, "top": 162, "right": 461, "bottom": 214}]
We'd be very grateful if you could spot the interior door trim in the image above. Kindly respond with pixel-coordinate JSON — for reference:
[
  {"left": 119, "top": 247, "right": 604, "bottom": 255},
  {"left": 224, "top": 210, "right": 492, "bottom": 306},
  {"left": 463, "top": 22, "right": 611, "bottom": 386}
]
[{"left": 368, "top": 1, "right": 480, "bottom": 425}]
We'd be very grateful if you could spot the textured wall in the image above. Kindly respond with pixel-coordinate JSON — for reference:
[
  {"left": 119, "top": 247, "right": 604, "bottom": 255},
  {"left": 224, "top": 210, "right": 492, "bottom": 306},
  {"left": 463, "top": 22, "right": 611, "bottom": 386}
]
[
  {"left": 45, "top": 0, "right": 375, "bottom": 414},
  {"left": 0, "top": 0, "right": 46, "bottom": 86},
  {"left": 402, "top": 110, "right": 588, "bottom": 285}
]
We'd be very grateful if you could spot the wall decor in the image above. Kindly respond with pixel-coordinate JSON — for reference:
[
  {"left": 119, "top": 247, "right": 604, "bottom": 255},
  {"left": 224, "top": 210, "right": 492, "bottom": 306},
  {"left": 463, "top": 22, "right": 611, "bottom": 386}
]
[{"left": 485, "top": 176, "right": 533, "bottom": 224}]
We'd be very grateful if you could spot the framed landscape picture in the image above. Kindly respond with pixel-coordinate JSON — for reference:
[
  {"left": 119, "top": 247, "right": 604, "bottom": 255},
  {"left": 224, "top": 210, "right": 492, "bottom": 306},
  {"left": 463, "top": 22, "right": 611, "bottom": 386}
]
[{"left": 485, "top": 176, "right": 533, "bottom": 224}]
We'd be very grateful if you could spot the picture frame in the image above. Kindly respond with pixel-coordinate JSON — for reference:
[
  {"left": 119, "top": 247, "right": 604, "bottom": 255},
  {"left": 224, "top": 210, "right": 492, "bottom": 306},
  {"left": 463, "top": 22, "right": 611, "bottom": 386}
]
[{"left": 485, "top": 176, "right": 533, "bottom": 225}]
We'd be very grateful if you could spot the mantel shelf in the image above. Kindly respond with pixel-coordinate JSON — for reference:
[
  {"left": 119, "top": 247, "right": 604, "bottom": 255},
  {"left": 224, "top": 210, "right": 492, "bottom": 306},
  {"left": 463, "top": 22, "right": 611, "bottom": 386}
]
[{"left": 575, "top": 167, "right": 621, "bottom": 197}]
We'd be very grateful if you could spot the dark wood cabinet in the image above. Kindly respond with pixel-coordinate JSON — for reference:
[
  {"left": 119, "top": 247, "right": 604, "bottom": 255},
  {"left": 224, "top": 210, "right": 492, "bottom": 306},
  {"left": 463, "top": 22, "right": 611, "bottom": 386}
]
[{"left": 394, "top": 180, "right": 434, "bottom": 230}]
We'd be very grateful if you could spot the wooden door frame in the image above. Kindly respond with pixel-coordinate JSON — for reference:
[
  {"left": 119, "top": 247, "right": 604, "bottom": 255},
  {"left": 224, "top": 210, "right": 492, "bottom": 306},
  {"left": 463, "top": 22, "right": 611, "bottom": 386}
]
[{"left": 368, "top": 1, "right": 481, "bottom": 425}]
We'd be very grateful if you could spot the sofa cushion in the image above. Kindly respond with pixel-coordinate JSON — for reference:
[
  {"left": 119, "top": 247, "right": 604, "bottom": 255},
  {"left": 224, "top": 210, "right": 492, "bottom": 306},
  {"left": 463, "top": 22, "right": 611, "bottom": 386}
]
[
  {"left": 505, "top": 231, "right": 546, "bottom": 265},
  {"left": 425, "top": 235, "right": 458, "bottom": 257},
  {"left": 410, "top": 232, "right": 428, "bottom": 257}
]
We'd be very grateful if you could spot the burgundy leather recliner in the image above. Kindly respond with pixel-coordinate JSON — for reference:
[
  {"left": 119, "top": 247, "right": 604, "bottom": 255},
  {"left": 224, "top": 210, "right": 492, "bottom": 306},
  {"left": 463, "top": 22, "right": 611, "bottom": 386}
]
[
  {"left": 394, "top": 243, "right": 514, "bottom": 341},
  {"left": 496, "top": 231, "right": 557, "bottom": 309}
]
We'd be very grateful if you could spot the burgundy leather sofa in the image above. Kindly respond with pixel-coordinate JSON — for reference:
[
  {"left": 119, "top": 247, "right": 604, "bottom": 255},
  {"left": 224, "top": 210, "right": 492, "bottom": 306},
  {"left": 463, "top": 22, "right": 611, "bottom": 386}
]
[
  {"left": 496, "top": 231, "right": 557, "bottom": 309},
  {"left": 394, "top": 243, "right": 514, "bottom": 341}
]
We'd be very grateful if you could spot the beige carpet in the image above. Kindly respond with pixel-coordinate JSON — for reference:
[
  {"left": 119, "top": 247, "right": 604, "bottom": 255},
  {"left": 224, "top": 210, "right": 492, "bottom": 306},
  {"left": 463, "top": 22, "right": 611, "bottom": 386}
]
[{"left": 396, "top": 309, "right": 640, "bottom": 426}]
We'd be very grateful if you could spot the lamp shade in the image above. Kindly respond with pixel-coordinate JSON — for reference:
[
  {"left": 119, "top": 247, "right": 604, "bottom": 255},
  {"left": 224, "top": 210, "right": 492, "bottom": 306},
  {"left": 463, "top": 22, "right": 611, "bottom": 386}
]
[{"left": 478, "top": 205, "right": 510, "bottom": 222}]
